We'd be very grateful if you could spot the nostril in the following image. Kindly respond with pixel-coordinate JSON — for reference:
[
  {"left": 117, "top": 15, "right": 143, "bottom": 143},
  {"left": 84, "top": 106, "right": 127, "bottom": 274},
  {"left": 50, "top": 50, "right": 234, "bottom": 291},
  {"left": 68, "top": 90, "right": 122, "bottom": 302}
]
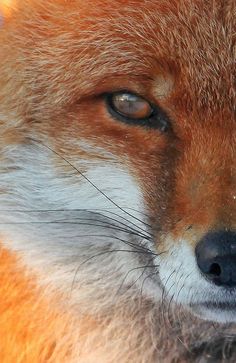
[
  {"left": 208, "top": 262, "right": 221, "bottom": 277},
  {"left": 195, "top": 230, "right": 236, "bottom": 287}
]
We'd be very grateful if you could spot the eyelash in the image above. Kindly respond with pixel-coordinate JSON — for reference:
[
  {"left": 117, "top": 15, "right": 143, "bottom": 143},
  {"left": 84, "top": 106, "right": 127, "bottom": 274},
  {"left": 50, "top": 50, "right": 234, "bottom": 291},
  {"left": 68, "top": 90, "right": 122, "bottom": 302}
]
[{"left": 105, "top": 91, "right": 171, "bottom": 132}]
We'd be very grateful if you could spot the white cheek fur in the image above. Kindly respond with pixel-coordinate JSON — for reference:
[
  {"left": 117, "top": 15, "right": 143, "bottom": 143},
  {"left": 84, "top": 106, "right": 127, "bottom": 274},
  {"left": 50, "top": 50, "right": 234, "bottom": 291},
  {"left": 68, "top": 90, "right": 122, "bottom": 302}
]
[{"left": 0, "top": 140, "right": 159, "bottom": 306}]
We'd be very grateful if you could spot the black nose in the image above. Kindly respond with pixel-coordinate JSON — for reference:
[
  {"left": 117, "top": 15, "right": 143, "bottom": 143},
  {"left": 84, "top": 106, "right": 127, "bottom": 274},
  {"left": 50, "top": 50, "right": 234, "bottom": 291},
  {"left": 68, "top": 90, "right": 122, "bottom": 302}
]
[{"left": 195, "top": 231, "right": 236, "bottom": 287}]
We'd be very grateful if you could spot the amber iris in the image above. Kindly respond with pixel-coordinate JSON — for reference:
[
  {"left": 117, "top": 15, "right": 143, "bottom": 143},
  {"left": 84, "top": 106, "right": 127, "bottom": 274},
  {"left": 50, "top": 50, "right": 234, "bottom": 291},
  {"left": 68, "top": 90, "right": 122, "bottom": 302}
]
[{"left": 111, "top": 92, "right": 153, "bottom": 120}]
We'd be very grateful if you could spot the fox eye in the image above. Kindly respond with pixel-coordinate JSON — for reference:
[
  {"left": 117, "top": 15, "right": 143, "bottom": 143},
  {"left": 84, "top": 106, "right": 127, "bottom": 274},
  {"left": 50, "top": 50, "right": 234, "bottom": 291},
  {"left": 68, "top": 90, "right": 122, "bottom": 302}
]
[
  {"left": 106, "top": 91, "right": 169, "bottom": 131},
  {"left": 109, "top": 92, "right": 152, "bottom": 119}
]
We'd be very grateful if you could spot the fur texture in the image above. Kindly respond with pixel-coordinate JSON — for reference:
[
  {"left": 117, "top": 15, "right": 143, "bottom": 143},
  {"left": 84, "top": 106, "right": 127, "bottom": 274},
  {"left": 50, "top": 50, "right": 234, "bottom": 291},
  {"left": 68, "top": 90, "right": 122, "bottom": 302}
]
[{"left": 0, "top": 0, "right": 235, "bottom": 362}]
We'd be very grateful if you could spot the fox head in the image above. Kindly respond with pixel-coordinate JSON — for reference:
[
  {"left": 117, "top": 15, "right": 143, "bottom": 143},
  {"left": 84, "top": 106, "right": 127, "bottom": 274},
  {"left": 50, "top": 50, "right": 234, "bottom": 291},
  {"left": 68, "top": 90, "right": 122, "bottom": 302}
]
[{"left": 0, "top": 0, "right": 235, "bottom": 326}]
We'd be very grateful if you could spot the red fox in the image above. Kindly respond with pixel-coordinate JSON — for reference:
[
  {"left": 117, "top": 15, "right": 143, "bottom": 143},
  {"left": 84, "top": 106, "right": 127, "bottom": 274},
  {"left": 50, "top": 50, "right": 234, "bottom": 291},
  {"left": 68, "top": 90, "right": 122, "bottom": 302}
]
[{"left": 0, "top": 0, "right": 235, "bottom": 362}]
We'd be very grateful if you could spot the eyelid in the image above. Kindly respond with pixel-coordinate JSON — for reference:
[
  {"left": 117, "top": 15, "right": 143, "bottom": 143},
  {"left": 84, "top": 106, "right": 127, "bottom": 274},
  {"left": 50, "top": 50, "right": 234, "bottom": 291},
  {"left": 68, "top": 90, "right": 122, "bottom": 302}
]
[{"left": 105, "top": 90, "right": 170, "bottom": 132}]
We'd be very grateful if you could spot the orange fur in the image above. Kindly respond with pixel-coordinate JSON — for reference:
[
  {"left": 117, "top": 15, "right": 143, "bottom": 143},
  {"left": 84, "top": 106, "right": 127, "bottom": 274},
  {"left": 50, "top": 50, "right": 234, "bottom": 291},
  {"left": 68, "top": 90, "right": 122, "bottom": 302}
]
[
  {"left": 0, "top": 247, "right": 76, "bottom": 363},
  {"left": 0, "top": 247, "right": 115, "bottom": 363},
  {"left": 0, "top": 0, "right": 13, "bottom": 17},
  {"left": 0, "top": 0, "right": 235, "bottom": 362}
]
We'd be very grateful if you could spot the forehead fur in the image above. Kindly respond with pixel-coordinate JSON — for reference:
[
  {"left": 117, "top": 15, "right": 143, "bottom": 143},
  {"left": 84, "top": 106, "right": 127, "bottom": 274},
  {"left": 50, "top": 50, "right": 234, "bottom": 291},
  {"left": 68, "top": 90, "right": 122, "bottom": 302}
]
[{"left": 0, "top": 0, "right": 235, "bottom": 120}]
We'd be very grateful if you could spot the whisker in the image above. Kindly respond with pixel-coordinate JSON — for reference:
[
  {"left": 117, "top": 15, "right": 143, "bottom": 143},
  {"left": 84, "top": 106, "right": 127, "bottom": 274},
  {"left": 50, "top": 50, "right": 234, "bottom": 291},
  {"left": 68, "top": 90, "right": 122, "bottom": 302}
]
[
  {"left": 139, "top": 271, "right": 157, "bottom": 298},
  {"left": 90, "top": 209, "right": 153, "bottom": 239},
  {"left": 71, "top": 233, "right": 158, "bottom": 256},
  {"left": 173, "top": 272, "right": 193, "bottom": 333},
  {"left": 70, "top": 248, "right": 156, "bottom": 293},
  {"left": 1, "top": 208, "right": 152, "bottom": 240},
  {"left": 34, "top": 140, "right": 152, "bottom": 234},
  {"left": 111, "top": 236, "right": 159, "bottom": 255},
  {"left": 160, "top": 269, "right": 176, "bottom": 327},
  {"left": 115, "top": 260, "right": 158, "bottom": 296},
  {"left": 120, "top": 206, "right": 151, "bottom": 219},
  {"left": 166, "top": 291, "right": 175, "bottom": 329},
  {"left": 56, "top": 214, "right": 151, "bottom": 240},
  {"left": 0, "top": 220, "right": 149, "bottom": 238},
  {"left": 163, "top": 266, "right": 182, "bottom": 329}
]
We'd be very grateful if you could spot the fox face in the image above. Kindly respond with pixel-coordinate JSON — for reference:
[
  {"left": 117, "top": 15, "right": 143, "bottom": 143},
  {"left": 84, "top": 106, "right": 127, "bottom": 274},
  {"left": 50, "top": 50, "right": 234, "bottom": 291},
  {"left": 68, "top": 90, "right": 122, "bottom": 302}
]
[{"left": 0, "top": 0, "right": 235, "bottom": 350}]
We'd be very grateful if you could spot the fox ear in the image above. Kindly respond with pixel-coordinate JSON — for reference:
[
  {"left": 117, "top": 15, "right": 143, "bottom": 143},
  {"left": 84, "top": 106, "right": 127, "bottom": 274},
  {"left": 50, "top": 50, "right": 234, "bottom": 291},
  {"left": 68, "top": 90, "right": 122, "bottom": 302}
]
[{"left": 0, "top": 0, "right": 14, "bottom": 21}]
